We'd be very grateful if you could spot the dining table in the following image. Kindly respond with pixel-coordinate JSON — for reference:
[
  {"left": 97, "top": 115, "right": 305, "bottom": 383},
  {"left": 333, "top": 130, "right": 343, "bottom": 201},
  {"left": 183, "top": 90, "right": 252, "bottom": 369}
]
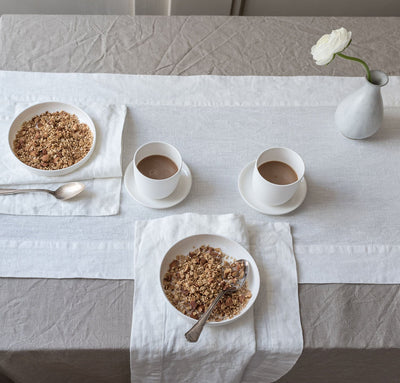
[{"left": 0, "top": 14, "right": 400, "bottom": 383}]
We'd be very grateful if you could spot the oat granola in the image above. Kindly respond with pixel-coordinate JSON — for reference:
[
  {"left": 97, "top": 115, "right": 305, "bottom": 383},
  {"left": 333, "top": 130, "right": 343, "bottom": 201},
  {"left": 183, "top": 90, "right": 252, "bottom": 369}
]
[
  {"left": 163, "top": 245, "right": 252, "bottom": 322},
  {"left": 13, "top": 110, "right": 93, "bottom": 170}
]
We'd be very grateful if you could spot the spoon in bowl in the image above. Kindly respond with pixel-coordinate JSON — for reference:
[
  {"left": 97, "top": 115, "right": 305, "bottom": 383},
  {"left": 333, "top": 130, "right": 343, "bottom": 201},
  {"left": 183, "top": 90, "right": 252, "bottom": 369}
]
[
  {"left": 0, "top": 182, "right": 85, "bottom": 201},
  {"left": 185, "top": 259, "right": 249, "bottom": 342}
]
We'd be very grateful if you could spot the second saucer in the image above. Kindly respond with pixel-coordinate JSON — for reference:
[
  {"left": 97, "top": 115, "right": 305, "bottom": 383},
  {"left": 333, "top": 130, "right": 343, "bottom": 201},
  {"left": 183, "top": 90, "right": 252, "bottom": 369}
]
[{"left": 238, "top": 161, "right": 307, "bottom": 215}]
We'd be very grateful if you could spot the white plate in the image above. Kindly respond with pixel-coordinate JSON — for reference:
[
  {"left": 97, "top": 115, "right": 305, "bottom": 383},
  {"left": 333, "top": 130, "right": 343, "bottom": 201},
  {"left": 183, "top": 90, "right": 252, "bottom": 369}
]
[
  {"left": 238, "top": 161, "right": 307, "bottom": 215},
  {"left": 8, "top": 102, "right": 96, "bottom": 177},
  {"left": 124, "top": 160, "right": 192, "bottom": 209},
  {"left": 159, "top": 234, "right": 260, "bottom": 327}
]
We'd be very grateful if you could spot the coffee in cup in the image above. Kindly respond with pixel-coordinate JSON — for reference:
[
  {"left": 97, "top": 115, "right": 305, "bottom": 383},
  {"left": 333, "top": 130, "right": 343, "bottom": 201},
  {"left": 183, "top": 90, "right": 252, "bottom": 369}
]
[
  {"left": 137, "top": 155, "right": 178, "bottom": 180},
  {"left": 133, "top": 142, "right": 182, "bottom": 200},
  {"left": 252, "top": 147, "right": 304, "bottom": 206},
  {"left": 257, "top": 161, "right": 298, "bottom": 185}
]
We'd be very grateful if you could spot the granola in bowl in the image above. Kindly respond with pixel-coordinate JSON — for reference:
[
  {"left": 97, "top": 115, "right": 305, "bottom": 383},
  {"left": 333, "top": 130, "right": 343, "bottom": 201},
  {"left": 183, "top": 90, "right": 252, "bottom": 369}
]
[
  {"left": 8, "top": 102, "right": 96, "bottom": 176},
  {"left": 13, "top": 111, "right": 93, "bottom": 170},
  {"left": 162, "top": 245, "right": 252, "bottom": 322}
]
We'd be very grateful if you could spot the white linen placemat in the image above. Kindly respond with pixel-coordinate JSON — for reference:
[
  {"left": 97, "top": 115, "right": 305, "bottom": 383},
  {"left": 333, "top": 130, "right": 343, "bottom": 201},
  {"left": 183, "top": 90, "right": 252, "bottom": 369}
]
[
  {"left": 0, "top": 103, "right": 126, "bottom": 215},
  {"left": 131, "top": 213, "right": 302, "bottom": 383}
]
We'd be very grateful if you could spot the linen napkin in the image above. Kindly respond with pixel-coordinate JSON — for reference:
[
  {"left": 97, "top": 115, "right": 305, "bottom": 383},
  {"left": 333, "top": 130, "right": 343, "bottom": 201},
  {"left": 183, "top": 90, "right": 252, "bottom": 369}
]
[
  {"left": 0, "top": 103, "right": 126, "bottom": 215},
  {"left": 242, "top": 223, "right": 303, "bottom": 382},
  {"left": 131, "top": 213, "right": 303, "bottom": 383}
]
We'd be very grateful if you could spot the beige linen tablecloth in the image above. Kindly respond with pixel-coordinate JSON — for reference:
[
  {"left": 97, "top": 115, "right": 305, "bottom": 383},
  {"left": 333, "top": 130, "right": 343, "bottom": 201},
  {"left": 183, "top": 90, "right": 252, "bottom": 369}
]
[{"left": 0, "top": 15, "right": 400, "bottom": 383}]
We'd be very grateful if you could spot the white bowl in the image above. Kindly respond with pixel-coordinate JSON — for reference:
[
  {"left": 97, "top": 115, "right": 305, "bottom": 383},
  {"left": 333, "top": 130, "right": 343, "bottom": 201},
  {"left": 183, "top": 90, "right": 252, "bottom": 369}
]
[
  {"left": 160, "top": 234, "right": 260, "bottom": 327},
  {"left": 8, "top": 102, "right": 96, "bottom": 177}
]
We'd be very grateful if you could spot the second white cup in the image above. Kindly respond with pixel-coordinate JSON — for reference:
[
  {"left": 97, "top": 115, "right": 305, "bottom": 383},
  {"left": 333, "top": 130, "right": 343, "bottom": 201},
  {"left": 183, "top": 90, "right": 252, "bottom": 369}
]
[
  {"left": 252, "top": 147, "right": 305, "bottom": 206},
  {"left": 133, "top": 141, "right": 182, "bottom": 200}
]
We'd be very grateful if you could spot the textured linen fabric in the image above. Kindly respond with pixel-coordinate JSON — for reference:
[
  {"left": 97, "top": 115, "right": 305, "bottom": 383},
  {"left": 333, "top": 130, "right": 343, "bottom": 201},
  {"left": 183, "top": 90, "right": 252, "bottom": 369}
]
[
  {"left": 131, "top": 213, "right": 302, "bottom": 383},
  {"left": 1, "top": 279, "right": 399, "bottom": 383},
  {"left": 1, "top": 15, "right": 399, "bottom": 78},
  {"left": 0, "top": 278, "right": 132, "bottom": 383},
  {"left": 0, "top": 15, "right": 399, "bottom": 383},
  {"left": 0, "top": 103, "right": 126, "bottom": 215}
]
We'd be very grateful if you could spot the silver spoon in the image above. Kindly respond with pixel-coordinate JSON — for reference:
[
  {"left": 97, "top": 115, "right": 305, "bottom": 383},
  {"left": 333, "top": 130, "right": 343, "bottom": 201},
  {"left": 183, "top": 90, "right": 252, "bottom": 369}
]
[
  {"left": 185, "top": 259, "right": 249, "bottom": 342},
  {"left": 0, "top": 182, "right": 85, "bottom": 201}
]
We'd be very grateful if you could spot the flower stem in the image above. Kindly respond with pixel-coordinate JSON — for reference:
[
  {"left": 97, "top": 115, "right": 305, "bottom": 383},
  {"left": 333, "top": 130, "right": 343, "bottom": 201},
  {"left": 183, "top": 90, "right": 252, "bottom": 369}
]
[{"left": 336, "top": 52, "right": 371, "bottom": 82}]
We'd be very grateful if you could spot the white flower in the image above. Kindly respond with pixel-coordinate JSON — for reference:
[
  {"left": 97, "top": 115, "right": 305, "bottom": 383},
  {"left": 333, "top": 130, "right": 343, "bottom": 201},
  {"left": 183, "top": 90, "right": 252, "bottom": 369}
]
[{"left": 311, "top": 27, "right": 352, "bottom": 65}]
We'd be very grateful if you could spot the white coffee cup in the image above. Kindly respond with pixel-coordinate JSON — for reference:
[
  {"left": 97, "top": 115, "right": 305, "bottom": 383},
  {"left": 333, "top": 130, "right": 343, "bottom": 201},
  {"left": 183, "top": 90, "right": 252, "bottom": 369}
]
[
  {"left": 133, "top": 141, "right": 182, "bottom": 200},
  {"left": 252, "top": 147, "right": 305, "bottom": 206}
]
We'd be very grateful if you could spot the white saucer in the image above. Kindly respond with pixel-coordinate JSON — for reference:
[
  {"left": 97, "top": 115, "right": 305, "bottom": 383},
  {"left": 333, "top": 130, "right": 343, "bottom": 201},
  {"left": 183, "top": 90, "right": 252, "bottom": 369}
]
[
  {"left": 238, "top": 161, "right": 307, "bottom": 215},
  {"left": 124, "top": 160, "right": 192, "bottom": 209}
]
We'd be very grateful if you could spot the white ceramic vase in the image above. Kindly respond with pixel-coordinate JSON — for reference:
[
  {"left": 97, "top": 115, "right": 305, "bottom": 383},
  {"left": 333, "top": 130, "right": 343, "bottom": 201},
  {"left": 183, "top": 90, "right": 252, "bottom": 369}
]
[{"left": 335, "top": 70, "right": 389, "bottom": 139}]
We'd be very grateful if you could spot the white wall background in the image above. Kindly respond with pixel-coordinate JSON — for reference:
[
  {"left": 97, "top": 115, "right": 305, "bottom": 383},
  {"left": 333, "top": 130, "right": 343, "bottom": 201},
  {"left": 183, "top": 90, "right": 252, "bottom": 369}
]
[
  {"left": 0, "top": 0, "right": 133, "bottom": 14},
  {"left": 243, "top": 0, "right": 400, "bottom": 16},
  {"left": 0, "top": 0, "right": 399, "bottom": 16}
]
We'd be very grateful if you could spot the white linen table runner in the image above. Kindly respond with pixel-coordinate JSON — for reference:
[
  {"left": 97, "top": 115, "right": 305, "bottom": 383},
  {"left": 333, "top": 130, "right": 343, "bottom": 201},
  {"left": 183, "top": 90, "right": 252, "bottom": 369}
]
[
  {"left": 0, "top": 71, "right": 400, "bottom": 283},
  {"left": 131, "top": 213, "right": 302, "bottom": 383}
]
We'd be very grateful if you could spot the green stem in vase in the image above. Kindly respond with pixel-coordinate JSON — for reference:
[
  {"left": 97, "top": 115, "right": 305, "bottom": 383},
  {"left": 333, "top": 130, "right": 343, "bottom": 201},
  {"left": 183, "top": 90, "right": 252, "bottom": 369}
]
[{"left": 336, "top": 52, "right": 371, "bottom": 82}]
